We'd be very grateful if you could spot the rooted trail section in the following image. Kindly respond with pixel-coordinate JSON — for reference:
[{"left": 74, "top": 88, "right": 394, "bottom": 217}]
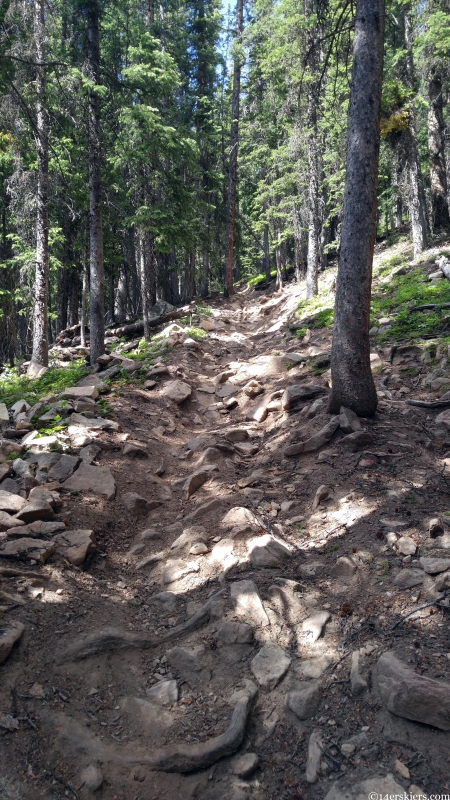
[{"left": 2, "top": 244, "right": 450, "bottom": 800}]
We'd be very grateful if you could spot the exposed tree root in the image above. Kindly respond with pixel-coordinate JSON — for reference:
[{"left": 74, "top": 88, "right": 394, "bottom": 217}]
[
  {"left": 284, "top": 416, "right": 340, "bottom": 456},
  {"left": 406, "top": 399, "right": 450, "bottom": 408},
  {"left": 126, "top": 692, "right": 255, "bottom": 772},
  {"left": 58, "top": 590, "right": 225, "bottom": 662}
]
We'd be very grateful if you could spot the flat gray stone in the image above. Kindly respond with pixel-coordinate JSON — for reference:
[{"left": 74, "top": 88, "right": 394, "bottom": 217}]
[
  {"left": 68, "top": 413, "right": 119, "bottom": 431},
  {"left": 0, "top": 402, "right": 9, "bottom": 426},
  {"left": 339, "top": 406, "right": 362, "bottom": 434},
  {"left": 286, "top": 682, "right": 320, "bottom": 720},
  {"left": 393, "top": 568, "right": 424, "bottom": 588},
  {"left": 163, "top": 559, "right": 199, "bottom": 584},
  {"left": 330, "top": 556, "right": 358, "bottom": 582},
  {"left": 0, "top": 511, "right": 25, "bottom": 532},
  {"left": 355, "top": 775, "right": 407, "bottom": 800},
  {"left": 62, "top": 462, "right": 116, "bottom": 500},
  {"left": 146, "top": 680, "right": 178, "bottom": 706},
  {"left": 251, "top": 642, "right": 291, "bottom": 690},
  {"left": 167, "top": 645, "right": 205, "bottom": 676},
  {"left": 282, "top": 384, "right": 326, "bottom": 411},
  {"left": 420, "top": 557, "right": 450, "bottom": 574},
  {"left": 48, "top": 454, "right": 80, "bottom": 482},
  {"left": 15, "top": 499, "right": 54, "bottom": 523},
  {"left": 0, "top": 537, "right": 55, "bottom": 563},
  {"left": 161, "top": 380, "right": 192, "bottom": 404},
  {"left": 216, "top": 622, "right": 254, "bottom": 646}
]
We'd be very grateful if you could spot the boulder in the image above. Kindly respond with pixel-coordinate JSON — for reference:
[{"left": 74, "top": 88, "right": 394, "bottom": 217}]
[
  {"left": 436, "top": 409, "right": 450, "bottom": 430},
  {"left": 251, "top": 642, "right": 291, "bottom": 690},
  {"left": 393, "top": 569, "right": 424, "bottom": 589},
  {"left": 222, "top": 507, "right": 260, "bottom": 529},
  {"left": 62, "top": 462, "right": 116, "bottom": 500},
  {"left": 419, "top": 557, "right": 450, "bottom": 574},
  {"left": 160, "top": 380, "right": 192, "bottom": 404},
  {"left": 48, "top": 454, "right": 80, "bottom": 482},
  {"left": 377, "top": 650, "right": 450, "bottom": 730},
  {"left": 0, "top": 403, "right": 10, "bottom": 426},
  {"left": 216, "top": 622, "right": 254, "bottom": 646},
  {"left": 123, "top": 442, "right": 148, "bottom": 458}
]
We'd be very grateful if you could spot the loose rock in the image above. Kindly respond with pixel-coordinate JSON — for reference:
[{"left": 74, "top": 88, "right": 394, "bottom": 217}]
[
  {"left": 251, "top": 642, "right": 291, "bottom": 690},
  {"left": 230, "top": 579, "right": 269, "bottom": 627},
  {"left": 247, "top": 534, "right": 291, "bottom": 567},
  {"left": 305, "top": 729, "right": 323, "bottom": 784},
  {"left": 161, "top": 380, "right": 192, "bottom": 404},
  {"left": 0, "top": 621, "right": 25, "bottom": 664},
  {"left": 146, "top": 680, "right": 178, "bottom": 706},
  {"left": 232, "top": 752, "right": 259, "bottom": 778},
  {"left": 339, "top": 406, "right": 362, "bottom": 434},
  {"left": 302, "top": 610, "right": 331, "bottom": 642},
  {"left": 286, "top": 682, "right": 320, "bottom": 720},
  {"left": 62, "top": 462, "right": 116, "bottom": 500},
  {"left": 350, "top": 650, "right": 367, "bottom": 696}
]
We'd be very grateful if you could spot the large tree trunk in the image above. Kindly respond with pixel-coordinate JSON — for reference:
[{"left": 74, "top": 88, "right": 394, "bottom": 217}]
[
  {"left": 404, "top": 8, "right": 428, "bottom": 256},
  {"left": 328, "top": 0, "right": 384, "bottom": 417},
  {"left": 428, "top": 67, "right": 450, "bottom": 231},
  {"left": 224, "top": 0, "right": 244, "bottom": 298},
  {"left": 87, "top": 0, "right": 105, "bottom": 364},
  {"left": 29, "top": 0, "right": 49, "bottom": 373}
]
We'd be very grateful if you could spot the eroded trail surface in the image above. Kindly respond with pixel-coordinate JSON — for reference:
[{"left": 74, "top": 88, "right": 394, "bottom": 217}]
[{"left": 2, "top": 275, "right": 450, "bottom": 800}]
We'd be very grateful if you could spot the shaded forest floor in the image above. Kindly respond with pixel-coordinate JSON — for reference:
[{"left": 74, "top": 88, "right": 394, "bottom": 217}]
[{"left": 2, "top": 237, "right": 450, "bottom": 800}]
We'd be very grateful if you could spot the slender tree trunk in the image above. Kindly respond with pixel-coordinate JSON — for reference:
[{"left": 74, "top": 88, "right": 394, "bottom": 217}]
[
  {"left": 29, "top": 0, "right": 49, "bottom": 372},
  {"left": 87, "top": 0, "right": 105, "bottom": 364},
  {"left": 80, "top": 257, "right": 87, "bottom": 348},
  {"left": 404, "top": 9, "right": 428, "bottom": 256},
  {"left": 263, "top": 222, "right": 270, "bottom": 282},
  {"left": 138, "top": 230, "right": 151, "bottom": 341},
  {"left": 224, "top": 0, "right": 244, "bottom": 298},
  {"left": 329, "top": 0, "right": 385, "bottom": 417},
  {"left": 275, "top": 232, "right": 283, "bottom": 291},
  {"left": 428, "top": 68, "right": 450, "bottom": 231},
  {"left": 305, "top": 0, "right": 320, "bottom": 299}
]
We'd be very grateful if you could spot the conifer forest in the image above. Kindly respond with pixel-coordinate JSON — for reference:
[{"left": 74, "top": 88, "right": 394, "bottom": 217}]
[{"left": 3, "top": 2, "right": 450, "bottom": 799}]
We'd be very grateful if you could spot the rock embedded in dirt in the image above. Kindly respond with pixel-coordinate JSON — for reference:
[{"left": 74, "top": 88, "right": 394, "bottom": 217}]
[
  {"left": 79, "top": 764, "right": 103, "bottom": 792},
  {"left": 53, "top": 529, "right": 95, "bottom": 565},
  {"left": 135, "top": 551, "right": 166, "bottom": 569},
  {"left": 148, "top": 591, "right": 176, "bottom": 612},
  {"left": 167, "top": 644, "right": 205, "bottom": 676},
  {"left": 48, "top": 454, "right": 80, "bottom": 482},
  {"left": 62, "top": 462, "right": 116, "bottom": 500},
  {"left": 350, "top": 650, "right": 367, "bottom": 696},
  {"left": 0, "top": 463, "right": 12, "bottom": 482},
  {"left": 286, "top": 682, "right": 320, "bottom": 720},
  {"left": 330, "top": 556, "right": 358, "bottom": 582},
  {"left": 0, "top": 621, "right": 25, "bottom": 664},
  {"left": 230, "top": 579, "right": 269, "bottom": 627},
  {"left": 184, "top": 497, "right": 222, "bottom": 521},
  {"left": 123, "top": 442, "right": 148, "bottom": 458},
  {"left": 69, "top": 413, "right": 119, "bottom": 431},
  {"left": 282, "top": 384, "right": 326, "bottom": 411},
  {"left": 305, "top": 729, "right": 323, "bottom": 784},
  {"left": 377, "top": 650, "right": 450, "bottom": 730},
  {"left": 15, "top": 499, "right": 55, "bottom": 523},
  {"left": 251, "top": 641, "right": 291, "bottom": 689},
  {"left": 302, "top": 610, "right": 331, "bottom": 642},
  {"left": 0, "top": 490, "right": 26, "bottom": 514},
  {"left": 163, "top": 559, "right": 199, "bottom": 584},
  {"left": 312, "top": 484, "right": 331, "bottom": 510},
  {"left": 243, "top": 379, "right": 264, "bottom": 398},
  {"left": 79, "top": 443, "right": 101, "bottom": 464},
  {"left": 340, "top": 431, "right": 374, "bottom": 451},
  {"left": 339, "top": 406, "right": 362, "bottom": 434},
  {"left": 182, "top": 469, "right": 210, "bottom": 500},
  {"left": 189, "top": 541, "right": 208, "bottom": 555},
  {"left": 234, "top": 441, "right": 260, "bottom": 456},
  {"left": 161, "top": 379, "right": 192, "bottom": 404},
  {"left": 225, "top": 428, "right": 249, "bottom": 443},
  {"left": 216, "top": 621, "right": 254, "bottom": 646},
  {"left": 232, "top": 752, "right": 259, "bottom": 778},
  {"left": 396, "top": 535, "right": 417, "bottom": 556},
  {"left": 393, "top": 569, "right": 424, "bottom": 589},
  {"left": 0, "top": 537, "right": 55, "bottom": 563},
  {"left": 222, "top": 506, "right": 261, "bottom": 529},
  {"left": 420, "top": 556, "right": 450, "bottom": 573},
  {"left": 436, "top": 409, "right": 450, "bottom": 430},
  {"left": 247, "top": 534, "right": 292, "bottom": 567},
  {"left": 146, "top": 679, "right": 178, "bottom": 706}
]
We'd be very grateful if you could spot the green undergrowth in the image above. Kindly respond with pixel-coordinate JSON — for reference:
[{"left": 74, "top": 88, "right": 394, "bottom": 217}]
[
  {"left": 371, "top": 264, "right": 450, "bottom": 342},
  {"left": 1, "top": 361, "right": 88, "bottom": 409},
  {"left": 185, "top": 326, "right": 207, "bottom": 341},
  {"left": 247, "top": 269, "right": 277, "bottom": 288}
]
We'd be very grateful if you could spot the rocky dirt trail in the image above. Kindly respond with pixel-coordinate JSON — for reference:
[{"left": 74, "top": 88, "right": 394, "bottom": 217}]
[{"left": 2, "top": 261, "right": 450, "bottom": 800}]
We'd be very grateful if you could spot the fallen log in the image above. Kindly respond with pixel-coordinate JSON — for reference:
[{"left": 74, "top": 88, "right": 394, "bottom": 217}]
[{"left": 109, "top": 306, "right": 194, "bottom": 338}]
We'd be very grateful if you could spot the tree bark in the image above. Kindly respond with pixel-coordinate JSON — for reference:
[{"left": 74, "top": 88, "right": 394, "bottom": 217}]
[
  {"left": 80, "top": 257, "right": 88, "bottom": 348},
  {"left": 404, "top": 9, "right": 428, "bottom": 256},
  {"left": 328, "top": 0, "right": 385, "bottom": 417},
  {"left": 428, "top": 67, "right": 450, "bottom": 231},
  {"left": 29, "top": 0, "right": 49, "bottom": 372},
  {"left": 87, "top": 0, "right": 105, "bottom": 364},
  {"left": 224, "top": 0, "right": 244, "bottom": 298},
  {"left": 305, "top": 0, "right": 320, "bottom": 299}
]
